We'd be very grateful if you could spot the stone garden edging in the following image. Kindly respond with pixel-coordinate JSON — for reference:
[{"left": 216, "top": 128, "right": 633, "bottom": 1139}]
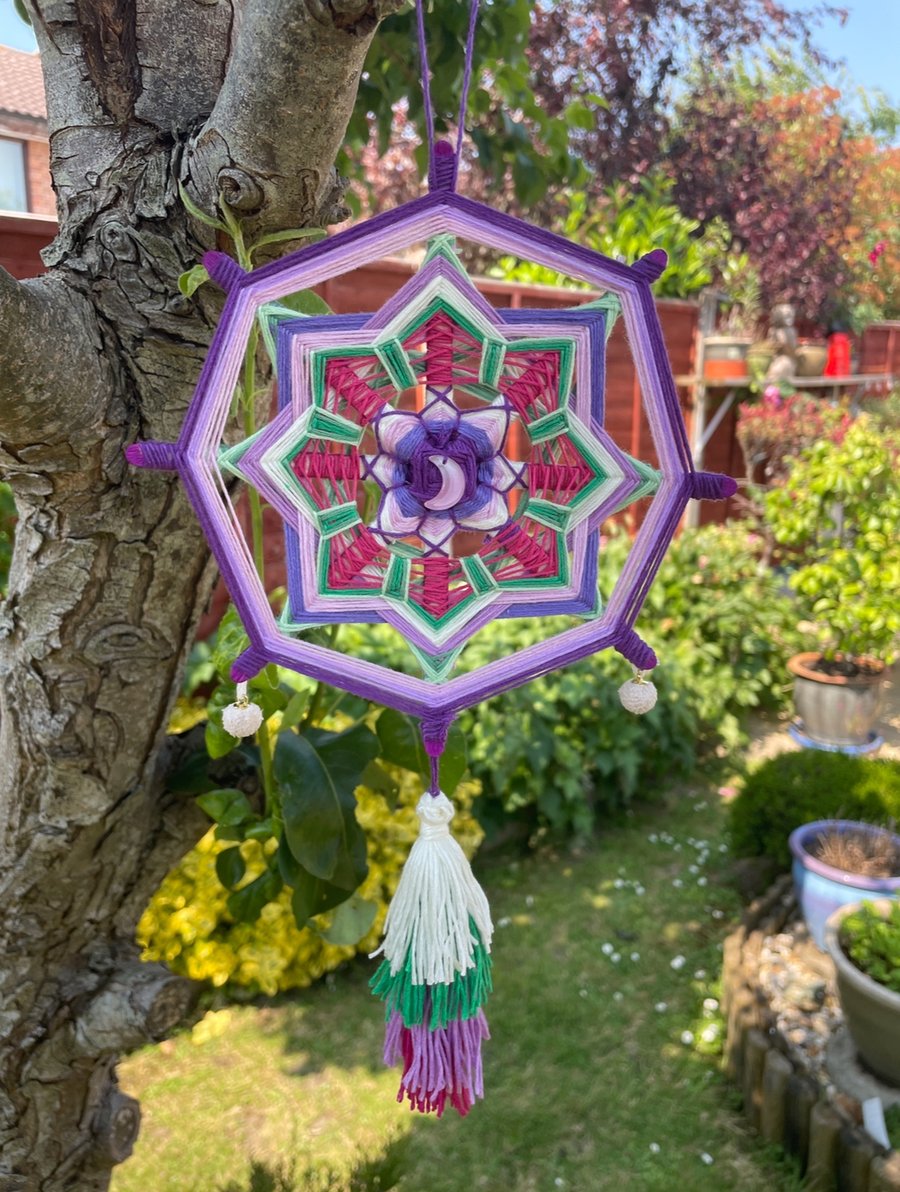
[{"left": 722, "top": 874, "right": 900, "bottom": 1191}]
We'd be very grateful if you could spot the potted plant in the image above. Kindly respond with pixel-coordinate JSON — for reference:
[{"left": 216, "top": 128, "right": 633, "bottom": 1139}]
[
  {"left": 765, "top": 415, "right": 900, "bottom": 749},
  {"left": 789, "top": 819, "right": 900, "bottom": 949},
  {"left": 824, "top": 898, "right": 900, "bottom": 1086},
  {"left": 703, "top": 256, "right": 763, "bottom": 382}
]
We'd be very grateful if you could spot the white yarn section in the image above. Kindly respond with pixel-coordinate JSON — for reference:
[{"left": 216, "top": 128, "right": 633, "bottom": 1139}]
[
  {"left": 372, "top": 792, "right": 493, "bottom": 985},
  {"left": 618, "top": 678, "right": 658, "bottom": 714}
]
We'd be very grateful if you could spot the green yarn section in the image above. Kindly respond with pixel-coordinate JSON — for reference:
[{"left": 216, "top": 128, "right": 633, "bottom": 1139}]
[
  {"left": 369, "top": 919, "right": 492, "bottom": 1030},
  {"left": 579, "top": 293, "right": 623, "bottom": 341}
]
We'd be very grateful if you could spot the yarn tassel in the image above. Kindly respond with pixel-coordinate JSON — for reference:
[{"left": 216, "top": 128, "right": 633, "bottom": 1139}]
[{"left": 370, "top": 791, "right": 493, "bottom": 1117}]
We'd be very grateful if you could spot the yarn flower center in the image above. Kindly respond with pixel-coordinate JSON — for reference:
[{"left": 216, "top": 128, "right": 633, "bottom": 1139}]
[{"left": 370, "top": 397, "right": 515, "bottom": 553}]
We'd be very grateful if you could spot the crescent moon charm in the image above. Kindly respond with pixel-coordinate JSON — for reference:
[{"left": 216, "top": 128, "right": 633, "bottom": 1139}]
[{"left": 422, "top": 454, "right": 467, "bottom": 511}]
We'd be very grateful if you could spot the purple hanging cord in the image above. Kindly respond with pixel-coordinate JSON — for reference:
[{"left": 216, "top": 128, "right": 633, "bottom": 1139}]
[{"left": 417, "top": 0, "right": 481, "bottom": 192}]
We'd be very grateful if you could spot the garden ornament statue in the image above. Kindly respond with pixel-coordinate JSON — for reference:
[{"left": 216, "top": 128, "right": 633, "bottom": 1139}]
[
  {"left": 765, "top": 301, "right": 798, "bottom": 384},
  {"left": 127, "top": 0, "right": 736, "bottom": 1118}
]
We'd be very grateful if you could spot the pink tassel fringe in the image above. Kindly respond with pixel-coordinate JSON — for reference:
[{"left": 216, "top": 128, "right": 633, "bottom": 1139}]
[{"left": 384, "top": 1010, "right": 490, "bottom": 1118}]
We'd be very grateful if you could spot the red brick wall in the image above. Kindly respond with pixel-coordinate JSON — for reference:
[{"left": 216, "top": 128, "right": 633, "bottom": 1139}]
[
  {"left": 24, "top": 137, "right": 55, "bottom": 216},
  {"left": 0, "top": 211, "right": 53, "bottom": 277},
  {"left": 0, "top": 116, "right": 54, "bottom": 217}
]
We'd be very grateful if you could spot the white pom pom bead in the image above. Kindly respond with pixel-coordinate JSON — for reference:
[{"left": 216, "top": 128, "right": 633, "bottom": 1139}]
[
  {"left": 221, "top": 681, "right": 264, "bottom": 738},
  {"left": 618, "top": 675, "right": 658, "bottom": 715}
]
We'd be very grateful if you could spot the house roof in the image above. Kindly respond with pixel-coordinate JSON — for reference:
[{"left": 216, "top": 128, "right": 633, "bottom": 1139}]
[{"left": 0, "top": 45, "right": 47, "bottom": 122}]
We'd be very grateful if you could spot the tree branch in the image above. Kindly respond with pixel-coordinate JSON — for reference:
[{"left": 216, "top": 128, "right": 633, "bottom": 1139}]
[
  {"left": 183, "top": 0, "right": 407, "bottom": 237},
  {"left": 0, "top": 268, "right": 106, "bottom": 451}
]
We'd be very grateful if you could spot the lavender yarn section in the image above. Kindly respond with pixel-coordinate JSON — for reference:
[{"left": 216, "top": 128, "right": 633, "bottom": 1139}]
[
  {"left": 384, "top": 1010, "right": 489, "bottom": 1101},
  {"left": 416, "top": 0, "right": 481, "bottom": 191}
]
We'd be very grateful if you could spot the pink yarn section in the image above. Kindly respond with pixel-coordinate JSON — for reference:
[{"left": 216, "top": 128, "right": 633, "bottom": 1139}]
[{"left": 384, "top": 1010, "right": 490, "bottom": 1118}]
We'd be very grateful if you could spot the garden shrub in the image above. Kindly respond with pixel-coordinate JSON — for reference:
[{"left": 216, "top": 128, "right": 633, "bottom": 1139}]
[
  {"left": 462, "top": 522, "right": 802, "bottom": 837},
  {"left": 840, "top": 902, "right": 900, "bottom": 995},
  {"left": 764, "top": 414, "right": 900, "bottom": 662},
  {"left": 344, "top": 521, "right": 802, "bottom": 839},
  {"left": 138, "top": 770, "right": 482, "bottom": 997},
  {"left": 729, "top": 751, "right": 900, "bottom": 869}
]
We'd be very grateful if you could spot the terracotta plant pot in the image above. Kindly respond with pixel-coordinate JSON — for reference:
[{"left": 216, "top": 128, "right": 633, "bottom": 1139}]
[
  {"left": 789, "top": 820, "right": 900, "bottom": 950},
  {"left": 795, "top": 342, "right": 828, "bottom": 377},
  {"left": 825, "top": 899, "right": 900, "bottom": 1086},
  {"left": 787, "top": 652, "right": 885, "bottom": 749},
  {"left": 703, "top": 335, "right": 752, "bottom": 381}
]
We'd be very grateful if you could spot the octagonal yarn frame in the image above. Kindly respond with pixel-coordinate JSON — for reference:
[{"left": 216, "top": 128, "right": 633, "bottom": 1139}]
[
  {"left": 216, "top": 239, "right": 658, "bottom": 680},
  {"left": 128, "top": 189, "right": 736, "bottom": 721}
]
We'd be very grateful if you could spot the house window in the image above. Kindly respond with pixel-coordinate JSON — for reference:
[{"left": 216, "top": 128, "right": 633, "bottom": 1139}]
[{"left": 0, "top": 138, "right": 28, "bottom": 212}]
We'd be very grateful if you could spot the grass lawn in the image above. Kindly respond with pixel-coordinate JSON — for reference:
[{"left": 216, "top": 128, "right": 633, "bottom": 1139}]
[{"left": 114, "top": 779, "right": 801, "bottom": 1192}]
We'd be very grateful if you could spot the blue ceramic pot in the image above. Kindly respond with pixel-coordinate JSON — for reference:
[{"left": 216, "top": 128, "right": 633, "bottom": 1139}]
[{"left": 789, "top": 819, "right": 900, "bottom": 950}]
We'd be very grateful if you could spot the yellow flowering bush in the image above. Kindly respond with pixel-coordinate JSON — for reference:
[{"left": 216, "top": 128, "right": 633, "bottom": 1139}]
[{"left": 138, "top": 770, "right": 482, "bottom": 996}]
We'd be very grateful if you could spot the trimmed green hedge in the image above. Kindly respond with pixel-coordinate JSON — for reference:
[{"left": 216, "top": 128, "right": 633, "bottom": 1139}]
[{"left": 729, "top": 751, "right": 900, "bottom": 869}]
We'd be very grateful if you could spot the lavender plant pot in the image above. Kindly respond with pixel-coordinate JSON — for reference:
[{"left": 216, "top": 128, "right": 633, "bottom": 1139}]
[
  {"left": 788, "top": 819, "right": 900, "bottom": 951},
  {"left": 824, "top": 899, "right": 900, "bottom": 1087}
]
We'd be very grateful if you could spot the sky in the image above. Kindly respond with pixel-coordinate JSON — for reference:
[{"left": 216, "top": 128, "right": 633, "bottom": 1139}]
[{"left": 0, "top": 0, "right": 897, "bottom": 104}]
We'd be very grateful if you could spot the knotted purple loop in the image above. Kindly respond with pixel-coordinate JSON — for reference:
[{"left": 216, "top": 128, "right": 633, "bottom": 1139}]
[
  {"left": 614, "top": 627, "right": 657, "bottom": 672},
  {"left": 125, "top": 440, "right": 179, "bottom": 471},
  {"left": 633, "top": 249, "right": 668, "bottom": 283},
  {"left": 690, "top": 471, "right": 738, "bottom": 501},
  {"left": 421, "top": 713, "right": 455, "bottom": 795},
  {"left": 430, "top": 140, "right": 458, "bottom": 192},
  {"left": 203, "top": 251, "right": 247, "bottom": 292},
  {"left": 421, "top": 713, "right": 454, "bottom": 758},
  {"left": 231, "top": 645, "right": 268, "bottom": 683}
]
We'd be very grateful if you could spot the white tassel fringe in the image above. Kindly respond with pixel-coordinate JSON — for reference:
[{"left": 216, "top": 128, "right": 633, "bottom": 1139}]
[{"left": 372, "top": 792, "right": 492, "bottom": 986}]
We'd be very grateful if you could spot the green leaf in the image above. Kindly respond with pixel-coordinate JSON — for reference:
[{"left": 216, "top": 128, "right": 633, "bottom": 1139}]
[
  {"left": 197, "top": 788, "right": 254, "bottom": 826},
  {"left": 249, "top": 228, "right": 327, "bottom": 257},
  {"left": 226, "top": 870, "right": 283, "bottom": 924},
  {"left": 439, "top": 720, "right": 468, "bottom": 796},
  {"left": 205, "top": 714, "right": 238, "bottom": 760},
  {"left": 214, "top": 823, "right": 246, "bottom": 842},
  {"left": 247, "top": 682, "right": 288, "bottom": 720},
  {"left": 167, "top": 750, "right": 213, "bottom": 794},
  {"left": 178, "top": 182, "right": 228, "bottom": 232},
  {"left": 276, "top": 290, "right": 333, "bottom": 317},
  {"left": 280, "top": 689, "right": 312, "bottom": 730},
  {"left": 376, "top": 708, "right": 426, "bottom": 776},
  {"left": 215, "top": 846, "right": 247, "bottom": 890},
  {"left": 275, "top": 724, "right": 378, "bottom": 884},
  {"left": 12, "top": 0, "right": 32, "bottom": 25},
  {"left": 278, "top": 837, "right": 354, "bottom": 924},
  {"left": 321, "top": 894, "right": 378, "bottom": 946},
  {"left": 244, "top": 816, "right": 276, "bottom": 843},
  {"left": 290, "top": 877, "right": 350, "bottom": 927},
  {"left": 178, "top": 264, "right": 210, "bottom": 297},
  {"left": 211, "top": 606, "right": 250, "bottom": 682},
  {"left": 360, "top": 759, "right": 400, "bottom": 807}
]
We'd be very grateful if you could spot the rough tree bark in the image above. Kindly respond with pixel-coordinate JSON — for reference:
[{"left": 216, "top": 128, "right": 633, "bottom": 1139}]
[{"left": 0, "top": 1, "right": 403, "bottom": 1187}]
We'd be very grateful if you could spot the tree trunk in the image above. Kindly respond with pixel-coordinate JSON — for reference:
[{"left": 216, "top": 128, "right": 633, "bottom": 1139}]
[{"left": 0, "top": 2, "right": 401, "bottom": 1186}]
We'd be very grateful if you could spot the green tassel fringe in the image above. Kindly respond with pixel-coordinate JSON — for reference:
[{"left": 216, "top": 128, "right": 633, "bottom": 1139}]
[{"left": 370, "top": 918, "right": 492, "bottom": 1031}]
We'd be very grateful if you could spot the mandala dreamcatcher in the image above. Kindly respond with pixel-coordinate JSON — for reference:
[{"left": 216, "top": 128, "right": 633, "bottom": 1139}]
[{"left": 127, "top": 0, "right": 735, "bottom": 1119}]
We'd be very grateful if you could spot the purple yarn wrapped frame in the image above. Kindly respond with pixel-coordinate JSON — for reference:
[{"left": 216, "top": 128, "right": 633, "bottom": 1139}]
[{"left": 129, "top": 188, "right": 735, "bottom": 718}]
